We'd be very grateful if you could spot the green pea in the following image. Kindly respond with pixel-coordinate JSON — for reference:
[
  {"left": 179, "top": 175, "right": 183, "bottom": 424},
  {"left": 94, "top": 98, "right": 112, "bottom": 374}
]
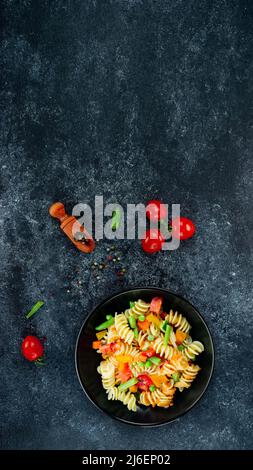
[
  {"left": 137, "top": 361, "right": 146, "bottom": 367},
  {"left": 148, "top": 335, "right": 154, "bottom": 341},
  {"left": 172, "top": 372, "right": 180, "bottom": 382}
]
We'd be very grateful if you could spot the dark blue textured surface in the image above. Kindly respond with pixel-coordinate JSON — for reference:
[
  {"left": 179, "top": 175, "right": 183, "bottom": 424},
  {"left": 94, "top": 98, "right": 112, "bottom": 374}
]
[{"left": 0, "top": 0, "right": 253, "bottom": 450}]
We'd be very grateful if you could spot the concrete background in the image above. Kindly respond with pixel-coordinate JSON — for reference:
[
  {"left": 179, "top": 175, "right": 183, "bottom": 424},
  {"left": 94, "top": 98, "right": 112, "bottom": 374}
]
[{"left": 0, "top": 0, "right": 252, "bottom": 449}]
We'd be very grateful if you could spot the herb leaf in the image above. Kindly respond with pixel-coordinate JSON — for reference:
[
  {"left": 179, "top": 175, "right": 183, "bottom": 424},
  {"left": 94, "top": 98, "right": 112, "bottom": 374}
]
[
  {"left": 26, "top": 301, "right": 44, "bottom": 319},
  {"left": 111, "top": 209, "right": 122, "bottom": 231}
]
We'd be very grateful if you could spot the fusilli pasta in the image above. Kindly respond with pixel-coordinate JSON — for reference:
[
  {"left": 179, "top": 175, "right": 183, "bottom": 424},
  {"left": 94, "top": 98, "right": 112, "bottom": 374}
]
[
  {"left": 93, "top": 297, "right": 204, "bottom": 412},
  {"left": 165, "top": 309, "right": 191, "bottom": 333},
  {"left": 114, "top": 313, "right": 134, "bottom": 344}
]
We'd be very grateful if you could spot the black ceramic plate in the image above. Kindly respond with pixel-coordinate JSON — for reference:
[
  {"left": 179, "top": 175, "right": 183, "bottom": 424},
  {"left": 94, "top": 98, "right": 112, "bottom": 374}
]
[{"left": 75, "top": 287, "right": 214, "bottom": 426}]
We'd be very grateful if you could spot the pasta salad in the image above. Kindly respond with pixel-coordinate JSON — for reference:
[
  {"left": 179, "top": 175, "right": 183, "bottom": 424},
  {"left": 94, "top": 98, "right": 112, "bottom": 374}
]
[{"left": 92, "top": 297, "right": 204, "bottom": 412}]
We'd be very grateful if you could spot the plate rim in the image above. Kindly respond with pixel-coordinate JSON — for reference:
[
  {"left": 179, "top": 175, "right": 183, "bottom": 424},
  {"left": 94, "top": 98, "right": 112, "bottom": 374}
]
[{"left": 75, "top": 286, "right": 215, "bottom": 427}]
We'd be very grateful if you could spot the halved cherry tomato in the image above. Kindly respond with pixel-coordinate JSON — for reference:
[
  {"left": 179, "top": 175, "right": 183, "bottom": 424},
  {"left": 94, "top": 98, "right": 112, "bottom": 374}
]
[
  {"left": 117, "top": 363, "right": 133, "bottom": 382},
  {"left": 150, "top": 297, "right": 163, "bottom": 314},
  {"left": 137, "top": 374, "right": 153, "bottom": 391},
  {"left": 138, "top": 353, "right": 148, "bottom": 362},
  {"left": 141, "top": 229, "right": 165, "bottom": 254},
  {"left": 141, "top": 347, "right": 156, "bottom": 358},
  {"left": 21, "top": 335, "right": 44, "bottom": 362},
  {"left": 146, "top": 200, "right": 167, "bottom": 222},
  {"left": 172, "top": 217, "right": 196, "bottom": 240},
  {"left": 137, "top": 319, "right": 150, "bottom": 331},
  {"left": 100, "top": 342, "right": 120, "bottom": 356}
]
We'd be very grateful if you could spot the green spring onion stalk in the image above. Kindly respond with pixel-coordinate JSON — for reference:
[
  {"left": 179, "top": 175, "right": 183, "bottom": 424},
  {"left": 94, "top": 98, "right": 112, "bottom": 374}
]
[
  {"left": 129, "top": 301, "right": 135, "bottom": 308},
  {"left": 172, "top": 372, "right": 180, "bottom": 382},
  {"left": 148, "top": 334, "right": 154, "bottom": 341},
  {"left": 161, "top": 320, "right": 169, "bottom": 332},
  {"left": 164, "top": 324, "right": 172, "bottom": 346},
  {"left": 111, "top": 209, "right": 122, "bottom": 231},
  {"left": 134, "top": 327, "right": 139, "bottom": 338},
  {"left": 178, "top": 344, "right": 185, "bottom": 351},
  {"left": 129, "top": 315, "right": 136, "bottom": 329},
  {"left": 137, "top": 361, "right": 146, "bottom": 367},
  {"left": 25, "top": 301, "right": 44, "bottom": 319},
  {"left": 106, "top": 314, "right": 113, "bottom": 320},
  {"left": 149, "top": 356, "right": 161, "bottom": 365},
  {"left": 149, "top": 385, "right": 156, "bottom": 392},
  {"left": 118, "top": 377, "right": 138, "bottom": 392},
  {"left": 95, "top": 317, "right": 114, "bottom": 331},
  {"left": 138, "top": 315, "right": 145, "bottom": 322}
]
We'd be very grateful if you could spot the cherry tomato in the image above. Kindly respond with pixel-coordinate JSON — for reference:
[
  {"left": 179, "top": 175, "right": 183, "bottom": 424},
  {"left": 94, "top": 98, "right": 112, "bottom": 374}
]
[
  {"left": 150, "top": 297, "right": 163, "bottom": 314},
  {"left": 137, "top": 374, "right": 153, "bottom": 391},
  {"left": 117, "top": 363, "right": 133, "bottom": 382},
  {"left": 141, "top": 229, "right": 165, "bottom": 254},
  {"left": 100, "top": 342, "right": 120, "bottom": 356},
  {"left": 21, "top": 335, "right": 44, "bottom": 362},
  {"left": 146, "top": 200, "right": 167, "bottom": 222},
  {"left": 141, "top": 347, "right": 156, "bottom": 358},
  {"left": 172, "top": 217, "right": 196, "bottom": 240}
]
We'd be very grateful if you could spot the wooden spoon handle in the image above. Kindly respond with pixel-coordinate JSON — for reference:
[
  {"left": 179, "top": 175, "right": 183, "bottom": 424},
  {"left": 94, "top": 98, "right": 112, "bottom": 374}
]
[{"left": 49, "top": 201, "right": 95, "bottom": 253}]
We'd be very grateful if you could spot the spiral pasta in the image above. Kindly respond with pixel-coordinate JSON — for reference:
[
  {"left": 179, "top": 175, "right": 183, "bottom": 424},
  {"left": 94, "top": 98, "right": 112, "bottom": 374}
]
[
  {"left": 130, "top": 299, "right": 150, "bottom": 316},
  {"left": 160, "top": 362, "right": 177, "bottom": 376},
  {"left": 161, "top": 380, "right": 175, "bottom": 395},
  {"left": 114, "top": 313, "right": 135, "bottom": 344},
  {"left": 107, "top": 387, "right": 137, "bottom": 411},
  {"left": 183, "top": 341, "right": 204, "bottom": 360},
  {"left": 116, "top": 342, "right": 140, "bottom": 360},
  {"left": 153, "top": 337, "right": 174, "bottom": 360},
  {"left": 165, "top": 309, "right": 191, "bottom": 333},
  {"left": 98, "top": 360, "right": 115, "bottom": 389},
  {"left": 170, "top": 353, "right": 189, "bottom": 371},
  {"left": 93, "top": 297, "right": 204, "bottom": 412},
  {"left": 148, "top": 322, "right": 160, "bottom": 338},
  {"left": 136, "top": 331, "right": 149, "bottom": 350},
  {"left": 139, "top": 388, "right": 175, "bottom": 408},
  {"left": 104, "top": 325, "right": 119, "bottom": 343},
  {"left": 175, "top": 364, "right": 200, "bottom": 389},
  {"left": 130, "top": 362, "right": 158, "bottom": 377}
]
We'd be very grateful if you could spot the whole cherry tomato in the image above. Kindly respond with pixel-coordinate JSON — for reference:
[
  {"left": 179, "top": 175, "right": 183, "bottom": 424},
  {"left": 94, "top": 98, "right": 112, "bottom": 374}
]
[
  {"left": 141, "top": 229, "right": 165, "bottom": 254},
  {"left": 137, "top": 374, "right": 153, "bottom": 391},
  {"left": 172, "top": 217, "right": 196, "bottom": 240},
  {"left": 146, "top": 200, "right": 167, "bottom": 222},
  {"left": 21, "top": 335, "right": 44, "bottom": 362}
]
